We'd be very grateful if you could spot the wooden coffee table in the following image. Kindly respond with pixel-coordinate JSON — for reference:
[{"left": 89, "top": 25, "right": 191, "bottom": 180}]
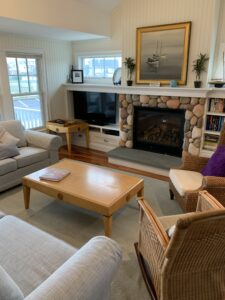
[{"left": 22, "top": 159, "right": 144, "bottom": 237}]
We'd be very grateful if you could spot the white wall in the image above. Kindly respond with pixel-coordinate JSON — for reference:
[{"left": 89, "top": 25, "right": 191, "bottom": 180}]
[
  {"left": 72, "top": 7, "right": 122, "bottom": 66},
  {"left": 73, "top": 0, "right": 221, "bottom": 87},
  {"left": 0, "top": 32, "right": 72, "bottom": 120},
  {"left": 0, "top": 0, "right": 111, "bottom": 37},
  {"left": 212, "top": 0, "right": 225, "bottom": 79}
]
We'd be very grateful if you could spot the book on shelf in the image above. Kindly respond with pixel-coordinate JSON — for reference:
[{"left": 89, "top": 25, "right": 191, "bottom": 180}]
[
  {"left": 203, "top": 144, "right": 217, "bottom": 151},
  {"left": 39, "top": 168, "right": 70, "bottom": 181},
  {"left": 203, "top": 133, "right": 219, "bottom": 151},
  {"left": 206, "top": 115, "right": 224, "bottom": 131},
  {"left": 204, "top": 134, "right": 219, "bottom": 142},
  {"left": 208, "top": 98, "right": 225, "bottom": 113}
]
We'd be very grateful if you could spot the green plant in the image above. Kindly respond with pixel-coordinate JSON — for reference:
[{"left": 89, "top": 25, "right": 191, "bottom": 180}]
[
  {"left": 124, "top": 57, "right": 135, "bottom": 81},
  {"left": 192, "top": 53, "right": 209, "bottom": 81}
]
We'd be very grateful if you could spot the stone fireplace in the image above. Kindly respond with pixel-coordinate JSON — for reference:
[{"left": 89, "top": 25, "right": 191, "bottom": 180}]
[
  {"left": 119, "top": 94, "right": 205, "bottom": 156},
  {"left": 133, "top": 106, "right": 185, "bottom": 156}
]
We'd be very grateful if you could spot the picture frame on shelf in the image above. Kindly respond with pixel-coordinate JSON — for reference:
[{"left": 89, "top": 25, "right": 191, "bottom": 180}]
[
  {"left": 72, "top": 70, "right": 83, "bottom": 84},
  {"left": 136, "top": 22, "right": 191, "bottom": 85}
]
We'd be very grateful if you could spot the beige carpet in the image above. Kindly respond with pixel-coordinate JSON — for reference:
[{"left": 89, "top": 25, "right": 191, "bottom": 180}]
[{"left": 0, "top": 165, "right": 182, "bottom": 300}]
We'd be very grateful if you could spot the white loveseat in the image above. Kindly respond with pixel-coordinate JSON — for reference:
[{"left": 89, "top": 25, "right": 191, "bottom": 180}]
[
  {"left": 0, "top": 120, "right": 62, "bottom": 192},
  {"left": 0, "top": 214, "right": 122, "bottom": 300}
]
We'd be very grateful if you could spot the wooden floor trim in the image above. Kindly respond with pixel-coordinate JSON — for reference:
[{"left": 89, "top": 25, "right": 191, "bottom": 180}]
[{"left": 59, "top": 146, "right": 169, "bottom": 182}]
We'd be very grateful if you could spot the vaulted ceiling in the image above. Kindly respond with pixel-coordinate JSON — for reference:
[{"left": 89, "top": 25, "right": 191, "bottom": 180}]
[{"left": 0, "top": 0, "right": 121, "bottom": 41}]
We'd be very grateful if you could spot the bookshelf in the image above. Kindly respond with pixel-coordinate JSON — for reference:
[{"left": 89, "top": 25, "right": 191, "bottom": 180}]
[{"left": 202, "top": 98, "right": 225, "bottom": 153}]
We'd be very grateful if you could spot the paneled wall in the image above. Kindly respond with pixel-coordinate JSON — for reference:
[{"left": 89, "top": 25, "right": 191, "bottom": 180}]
[
  {"left": 120, "top": 0, "right": 216, "bottom": 86},
  {"left": 0, "top": 32, "right": 72, "bottom": 120},
  {"left": 73, "top": 0, "right": 221, "bottom": 87}
]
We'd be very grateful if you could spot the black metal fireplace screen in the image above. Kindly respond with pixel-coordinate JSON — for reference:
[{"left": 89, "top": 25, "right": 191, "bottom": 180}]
[{"left": 133, "top": 106, "right": 185, "bottom": 157}]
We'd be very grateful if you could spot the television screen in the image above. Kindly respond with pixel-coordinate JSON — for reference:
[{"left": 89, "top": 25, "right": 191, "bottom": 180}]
[{"left": 73, "top": 91, "right": 117, "bottom": 125}]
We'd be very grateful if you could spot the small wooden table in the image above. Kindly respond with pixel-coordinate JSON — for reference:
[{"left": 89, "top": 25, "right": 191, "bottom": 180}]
[
  {"left": 46, "top": 120, "right": 89, "bottom": 153},
  {"left": 22, "top": 159, "right": 144, "bottom": 237}
]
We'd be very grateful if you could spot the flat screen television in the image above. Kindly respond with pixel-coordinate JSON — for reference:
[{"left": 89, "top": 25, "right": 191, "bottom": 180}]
[{"left": 73, "top": 91, "right": 117, "bottom": 125}]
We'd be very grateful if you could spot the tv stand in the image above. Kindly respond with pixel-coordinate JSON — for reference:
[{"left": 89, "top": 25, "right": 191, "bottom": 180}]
[
  {"left": 69, "top": 123, "right": 120, "bottom": 152},
  {"left": 88, "top": 124, "right": 120, "bottom": 152}
]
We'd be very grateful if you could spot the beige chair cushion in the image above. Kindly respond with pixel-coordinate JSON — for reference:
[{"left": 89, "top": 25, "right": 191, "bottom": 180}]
[
  {"left": 159, "top": 212, "right": 196, "bottom": 238},
  {"left": 169, "top": 169, "right": 203, "bottom": 196}
]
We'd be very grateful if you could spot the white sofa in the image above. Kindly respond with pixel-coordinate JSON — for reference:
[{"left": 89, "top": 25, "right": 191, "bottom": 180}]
[
  {"left": 0, "top": 214, "right": 122, "bottom": 300},
  {"left": 0, "top": 120, "right": 62, "bottom": 192}
]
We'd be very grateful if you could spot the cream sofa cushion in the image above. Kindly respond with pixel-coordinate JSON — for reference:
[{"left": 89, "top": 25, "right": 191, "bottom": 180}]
[
  {"left": 0, "top": 159, "right": 17, "bottom": 176},
  {"left": 0, "top": 216, "right": 75, "bottom": 296},
  {"left": 14, "top": 147, "right": 48, "bottom": 168},
  {"left": 0, "top": 265, "right": 24, "bottom": 300},
  {"left": 0, "top": 144, "right": 19, "bottom": 161},
  {"left": 169, "top": 169, "right": 203, "bottom": 196}
]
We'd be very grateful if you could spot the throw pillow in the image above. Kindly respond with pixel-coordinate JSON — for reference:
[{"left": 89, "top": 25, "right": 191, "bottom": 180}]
[
  {"left": 0, "top": 127, "right": 19, "bottom": 146},
  {"left": 0, "top": 265, "right": 24, "bottom": 300},
  {"left": 0, "top": 144, "right": 20, "bottom": 160},
  {"left": 202, "top": 145, "right": 225, "bottom": 176}
]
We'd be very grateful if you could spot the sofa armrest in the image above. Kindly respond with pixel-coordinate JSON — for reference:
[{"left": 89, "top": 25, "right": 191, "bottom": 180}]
[
  {"left": 24, "top": 130, "right": 62, "bottom": 151},
  {"left": 25, "top": 236, "right": 122, "bottom": 300}
]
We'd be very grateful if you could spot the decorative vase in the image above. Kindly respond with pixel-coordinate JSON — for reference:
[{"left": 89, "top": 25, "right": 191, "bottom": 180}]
[
  {"left": 127, "top": 80, "right": 133, "bottom": 86},
  {"left": 194, "top": 81, "right": 201, "bottom": 88}
]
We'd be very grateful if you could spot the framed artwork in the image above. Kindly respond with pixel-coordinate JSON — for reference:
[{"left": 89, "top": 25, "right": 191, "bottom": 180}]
[
  {"left": 136, "top": 22, "right": 191, "bottom": 85},
  {"left": 72, "top": 70, "right": 83, "bottom": 84}
]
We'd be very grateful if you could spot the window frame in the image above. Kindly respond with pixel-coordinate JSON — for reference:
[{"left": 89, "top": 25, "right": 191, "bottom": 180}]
[
  {"left": 77, "top": 51, "right": 122, "bottom": 82},
  {"left": 1, "top": 50, "right": 48, "bottom": 129}
]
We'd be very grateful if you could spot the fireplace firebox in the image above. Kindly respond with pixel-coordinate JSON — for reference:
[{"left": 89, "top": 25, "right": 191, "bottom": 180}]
[{"left": 133, "top": 106, "right": 185, "bottom": 157}]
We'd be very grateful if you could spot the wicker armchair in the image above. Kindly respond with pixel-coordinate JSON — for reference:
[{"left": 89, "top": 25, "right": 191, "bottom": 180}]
[
  {"left": 169, "top": 122, "right": 225, "bottom": 212},
  {"left": 135, "top": 191, "right": 225, "bottom": 300}
]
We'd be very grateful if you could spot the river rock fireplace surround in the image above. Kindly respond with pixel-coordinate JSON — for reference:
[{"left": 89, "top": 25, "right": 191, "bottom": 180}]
[{"left": 119, "top": 94, "right": 205, "bottom": 156}]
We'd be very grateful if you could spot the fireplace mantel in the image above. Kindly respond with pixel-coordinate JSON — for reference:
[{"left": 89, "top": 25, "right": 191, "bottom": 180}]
[{"left": 64, "top": 83, "right": 225, "bottom": 98}]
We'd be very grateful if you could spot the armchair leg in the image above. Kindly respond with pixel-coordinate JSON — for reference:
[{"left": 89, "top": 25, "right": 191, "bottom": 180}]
[
  {"left": 134, "top": 242, "right": 158, "bottom": 300},
  {"left": 169, "top": 189, "right": 174, "bottom": 200}
]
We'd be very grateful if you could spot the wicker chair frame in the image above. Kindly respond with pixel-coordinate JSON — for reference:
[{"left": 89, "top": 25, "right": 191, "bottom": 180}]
[
  {"left": 135, "top": 191, "right": 225, "bottom": 300},
  {"left": 169, "top": 123, "right": 225, "bottom": 212}
]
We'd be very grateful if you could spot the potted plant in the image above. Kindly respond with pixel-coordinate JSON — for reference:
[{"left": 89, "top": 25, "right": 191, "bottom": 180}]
[
  {"left": 192, "top": 53, "right": 209, "bottom": 88},
  {"left": 124, "top": 57, "right": 135, "bottom": 86}
]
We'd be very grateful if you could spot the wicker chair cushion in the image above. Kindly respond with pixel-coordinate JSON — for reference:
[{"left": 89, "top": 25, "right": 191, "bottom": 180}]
[
  {"left": 159, "top": 212, "right": 195, "bottom": 238},
  {"left": 202, "top": 145, "right": 225, "bottom": 176},
  {"left": 169, "top": 169, "right": 203, "bottom": 196}
]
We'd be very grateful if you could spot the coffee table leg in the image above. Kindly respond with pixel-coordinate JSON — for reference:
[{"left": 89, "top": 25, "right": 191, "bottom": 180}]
[
  {"left": 23, "top": 185, "right": 31, "bottom": 209},
  {"left": 103, "top": 215, "right": 112, "bottom": 237},
  {"left": 137, "top": 187, "right": 144, "bottom": 197}
]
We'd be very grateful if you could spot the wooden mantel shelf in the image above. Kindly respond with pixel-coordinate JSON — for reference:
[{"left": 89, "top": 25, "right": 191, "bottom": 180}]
[{"left": 64, "top": 83, "right": 225, "bottom": 98}]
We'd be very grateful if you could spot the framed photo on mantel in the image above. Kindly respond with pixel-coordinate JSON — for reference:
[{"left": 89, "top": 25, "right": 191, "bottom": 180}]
[
  {"left": 72, "top": 70, "right": 83, "bottom": 84},
  {"left": 136, "top": 22, "right": 191, "bottom": 85}
]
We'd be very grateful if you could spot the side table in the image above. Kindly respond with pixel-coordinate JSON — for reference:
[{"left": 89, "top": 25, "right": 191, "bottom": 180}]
[{"left": 46, "top": 120, "right": 89, "bottom": 153}]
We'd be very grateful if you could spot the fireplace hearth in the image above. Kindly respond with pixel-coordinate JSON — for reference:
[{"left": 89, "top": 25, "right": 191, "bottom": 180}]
[{"left": 133, "top": 106, "right": 185, "bottom": 157}]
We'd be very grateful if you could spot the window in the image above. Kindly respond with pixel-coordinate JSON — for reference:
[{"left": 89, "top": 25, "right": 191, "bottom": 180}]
[
  {"left": 80, "top": 55, "right": 122, "bottom": 79},
  {"left": 6, "top": 54, "right": 44, "bottom": 129}
]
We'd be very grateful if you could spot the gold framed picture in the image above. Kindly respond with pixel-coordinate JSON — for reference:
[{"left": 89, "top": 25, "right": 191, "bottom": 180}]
[{"left": 136, "top": 22, "right": 191, "bottom": 85}]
